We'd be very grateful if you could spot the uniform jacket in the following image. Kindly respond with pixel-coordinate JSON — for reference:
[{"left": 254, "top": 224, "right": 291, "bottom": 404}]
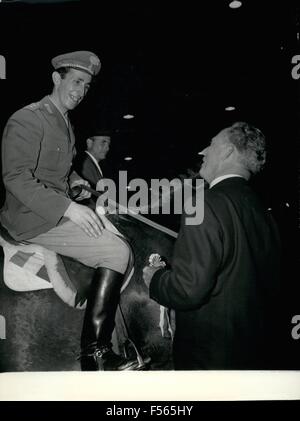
[
  {"left": 1, "top": 96, "right": 81, "bottom": 241},
  {"left": 150, "top": 177, "right": 281, "bottom": 369}
]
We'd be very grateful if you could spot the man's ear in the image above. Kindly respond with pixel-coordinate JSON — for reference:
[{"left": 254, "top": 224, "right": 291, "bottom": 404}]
[
  {"left": 52, "top": 71, "right": 61, "bottom": 86},
  {"left": 222, "top": 142, "right": 235, "bottom": 160},
  {"left": 86, "top": 138, "right": 93, "bottom": 149}
]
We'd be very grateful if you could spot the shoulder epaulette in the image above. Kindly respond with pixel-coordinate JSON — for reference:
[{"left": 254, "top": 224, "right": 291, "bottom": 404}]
[
  {"left": 23, "top": 101, "right": 41, "bottom": 111},
  {"left": 43, "top": 103, "right": 53, "bottom": 114}
]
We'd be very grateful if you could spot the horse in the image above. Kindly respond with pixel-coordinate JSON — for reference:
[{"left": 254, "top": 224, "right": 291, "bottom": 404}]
[{"left": 0, "top": 204, "right": 177, "bottom": 372}]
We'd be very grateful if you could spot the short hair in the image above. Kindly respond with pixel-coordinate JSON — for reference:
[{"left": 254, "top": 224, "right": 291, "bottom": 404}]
[
  {"left": 226, "top": 122, "right": 266, "bottom": 174},
  {"left": 55, "top": 67, "right": 71, "bottom": 79}
]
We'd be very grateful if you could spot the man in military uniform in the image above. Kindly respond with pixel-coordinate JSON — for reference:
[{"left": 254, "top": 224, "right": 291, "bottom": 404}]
[{"left": 0, "top": 51, "right": 139, "bottom": 371}]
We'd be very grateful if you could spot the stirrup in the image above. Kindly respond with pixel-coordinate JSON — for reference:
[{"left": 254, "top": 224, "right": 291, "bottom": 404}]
[{"left": 96, "top": 346, "right": 140, "bottom": 371}]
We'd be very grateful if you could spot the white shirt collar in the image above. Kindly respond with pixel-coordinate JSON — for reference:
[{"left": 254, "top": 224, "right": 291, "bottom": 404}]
[
  {"left": 85, "top": 151, "right": 103, "bottom": 176},
  {"left": 209, "top": 174, "right": 245, "bottom": 189}
]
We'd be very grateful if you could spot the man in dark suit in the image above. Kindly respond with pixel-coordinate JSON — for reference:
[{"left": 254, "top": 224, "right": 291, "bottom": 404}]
[
  {"left": 0, "top": 51, "right": 139, "bottom": 371},
  {"left": 78, "top": 132, "right": 111, "bottom": 188},
  {"left": 143, "top": 122, "right": 281, "bottom": 370},
  {"left": 74, "top": 131, "right": 111, "bottom": 208}
]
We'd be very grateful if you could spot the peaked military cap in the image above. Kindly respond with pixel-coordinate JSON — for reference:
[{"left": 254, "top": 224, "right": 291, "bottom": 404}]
[{"left": 51, "top": 51, "right": 101, "bottom": 76}]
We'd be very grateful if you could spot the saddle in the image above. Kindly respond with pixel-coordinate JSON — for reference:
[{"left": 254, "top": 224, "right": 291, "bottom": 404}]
[{"left": 0, "top": 220, "right": 133, "bottom": 309}]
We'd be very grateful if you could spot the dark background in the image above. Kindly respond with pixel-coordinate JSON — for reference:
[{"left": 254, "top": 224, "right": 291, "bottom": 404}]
[
  {"left": 0, "top": 0, "right": 299, "bottom": 365},
  {"left": 0, "top": 1, "right": 299, "bottom": 213}
]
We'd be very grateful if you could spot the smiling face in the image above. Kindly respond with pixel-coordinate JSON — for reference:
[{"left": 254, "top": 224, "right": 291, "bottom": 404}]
[
  {"left": 87, "top": 136, "right": 111, "bottom": 161},
  {"left": 199, "top": 129, "right": 231, "bottom": 184},
  {"left": 52, "top": 68, "right": 92, "bottom": 114}
]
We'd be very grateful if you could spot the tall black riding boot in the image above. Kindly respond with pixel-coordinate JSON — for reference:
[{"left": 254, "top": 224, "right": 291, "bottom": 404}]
[{"left": 80, "top": 267, "right": 139, "bottom": 371}]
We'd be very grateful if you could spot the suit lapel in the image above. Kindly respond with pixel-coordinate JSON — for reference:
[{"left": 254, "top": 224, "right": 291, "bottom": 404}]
[{"left": 86, "top": 152, "right": 103, "bottom": 178}]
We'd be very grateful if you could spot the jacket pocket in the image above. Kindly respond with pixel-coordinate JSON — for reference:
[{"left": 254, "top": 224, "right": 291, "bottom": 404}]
[{"left": 38, "top": 145, "right": 67, "bottom": 172}]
